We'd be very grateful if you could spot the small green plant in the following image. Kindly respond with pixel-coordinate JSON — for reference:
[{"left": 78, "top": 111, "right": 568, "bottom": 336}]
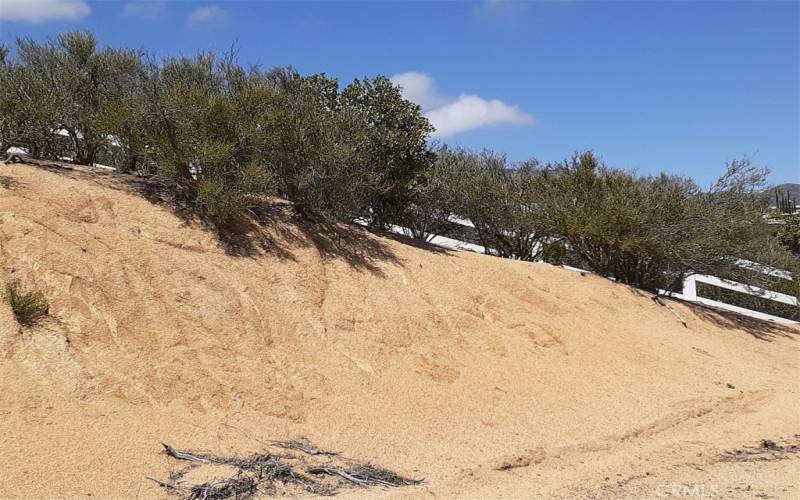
[{"left": 4, "top": 279, "right": 49, "bottom": 325}]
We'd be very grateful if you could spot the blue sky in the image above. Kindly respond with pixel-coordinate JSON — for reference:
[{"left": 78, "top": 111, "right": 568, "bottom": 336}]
[{"left": 1, "top": 0, "right": 798, "bottom": 185}]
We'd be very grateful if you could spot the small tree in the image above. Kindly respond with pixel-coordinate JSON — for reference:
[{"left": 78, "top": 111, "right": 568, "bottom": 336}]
[
  {"left": 266, "top": 72, "right": 378, "bottom": 220},
  {"left": 142, "top": 53, "right": 276, "bottom": 221},
  {"left": 395, "top": 145, "right": 466, "bottom": 241},
  {"left": 340, "top": 76, "right": 435, "bottom": 228},
  {"left": 435, "top": 148, "right": 550, "bottom": 261}
]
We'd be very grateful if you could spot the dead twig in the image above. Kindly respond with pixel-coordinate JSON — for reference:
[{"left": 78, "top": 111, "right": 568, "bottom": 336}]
[
  {"left": 146, "top": 475, "right": 181, "bottom": 492},
  {"left": 152, "top": 439, "right": 421, "bottom": 498},
  {"left": 309, "top": 467, "right": 370, "bottom": 487},
  {"left": 187, "top": 475, "right": 257, "bottom": 500},
  {"left": 653, "top": 295, "right": 687, "bottom": 327},
  {"left": 267, "top": 437, "right": 340, "bottom": 457},
  {"left": 308, "top": 465, "right": 423, "bottom": 487},
  {"left": 162, "top": 443, "right": 211, "bottom": 464}
]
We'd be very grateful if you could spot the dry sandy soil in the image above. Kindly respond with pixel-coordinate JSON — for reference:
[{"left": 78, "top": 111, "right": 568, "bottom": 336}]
[{"left": 1, "top": 161, "right": 799, "bottom": 499}]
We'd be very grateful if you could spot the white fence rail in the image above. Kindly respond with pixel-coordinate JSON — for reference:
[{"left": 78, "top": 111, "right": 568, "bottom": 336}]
[
  {"left": 363, "top": 216, "right": 798, "bottom": 326},
  {"left": 665, "top": 274, "right": 798, "bottom": 325},
  {"left": 8, "top": 152, "right": 794, "bottom": 326},
  {"left": 680, "top": 274, "right": 797, "bottom": 306}
]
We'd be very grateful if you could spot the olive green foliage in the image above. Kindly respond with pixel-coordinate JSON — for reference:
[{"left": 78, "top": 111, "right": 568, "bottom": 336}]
[
  {"left": 394, "top": 145, "right": 470, "bottom": 241},
  {"left": 410, "top": 146, "right": 550, "bottom": 260},
  {"left": 340, "top": 76, "right": 435, "bottom": 226},
  {"left": 458, "top": 152, "right": 549, "bottom": 261},
  {"left": 266, "top": 71, "right": 376, "bottom": 219},
  {"left": 777, "top": 216, "right": 800, "bottom": 256},
  {"left": 4, "top": 279, "right": 49, "bottom": 325},
  {"left": 536, "top": 154, "right": 770, "bottom": 292},
  {"left": 413, "top": 149, "right": 780, "bottom": 294},
  {"left": 0, "top": 32, "right": 435, "bottom": 224},
  {"left": 0, "top": 32, "right": 147, "bottom": 166},
  {"left": 143, "top": 53, "right": 278, "bottom": 221}
]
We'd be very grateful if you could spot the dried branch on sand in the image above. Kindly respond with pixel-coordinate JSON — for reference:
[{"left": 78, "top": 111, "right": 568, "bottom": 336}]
[
  {"left": 148, "top": 438, "right": 422, "bottom": 499},
  {"left": 265, "top": 437, "right": 340, "bottom": 456},
  {"left": 308, "top": 464, "right": 422, "bottom": 487}
]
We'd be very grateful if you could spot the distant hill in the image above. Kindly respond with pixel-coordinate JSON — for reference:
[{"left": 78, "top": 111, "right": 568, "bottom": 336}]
[
  {"left": 765, "top": 183, "right": 800, "bottom": 210},
  {"left": 771, "top": 183, "right": 800, "bottom": 199}
]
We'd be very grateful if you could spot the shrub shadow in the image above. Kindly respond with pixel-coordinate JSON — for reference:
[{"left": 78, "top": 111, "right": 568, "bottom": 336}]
[
  {"left": 617, "top": 286, "right": 796, "bottom": 342},
  {"left": 691, "top": 305, "right": 798, "bottom": 342},
  {"left": 23, "top": 161, "right": 453, "bottom": 275}
]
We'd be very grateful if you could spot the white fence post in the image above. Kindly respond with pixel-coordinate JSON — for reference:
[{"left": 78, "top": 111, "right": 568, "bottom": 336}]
[{"left": 682, "top": 275, "right": 698, "bottom": 301}]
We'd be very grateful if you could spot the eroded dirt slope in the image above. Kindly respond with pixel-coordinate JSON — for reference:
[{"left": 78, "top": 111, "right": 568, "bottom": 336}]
[{"left": 1, "top": 162, "right": 798, "bottom": 498}]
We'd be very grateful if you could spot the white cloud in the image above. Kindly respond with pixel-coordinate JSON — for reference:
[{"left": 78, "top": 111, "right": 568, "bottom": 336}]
[
  {"left": 124, "top": 1, "right": 165, "bottom": 19},
  {"left": 187, "top": 5, "right": 226, "bottom": 25},
  {"left": 391, "top": 71, "right": 534, "bottom": 138},
  {"left": 426, "top": 95, "right": 534, "bottom": 138},
  {"left": 389, "top": 71, "right": 447, "bottom": 110},
  {"left": 0, "top": 0, "right": 89, "bottom": 23}
]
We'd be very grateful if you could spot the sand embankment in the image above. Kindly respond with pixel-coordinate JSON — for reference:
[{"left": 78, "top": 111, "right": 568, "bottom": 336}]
[{"left": 1, "top": 162, "right": 798, "bottom": 498}]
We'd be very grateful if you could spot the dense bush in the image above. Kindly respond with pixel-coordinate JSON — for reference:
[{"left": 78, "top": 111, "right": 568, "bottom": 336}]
[
  {"left": 533, "top": 154, "right": 769, "bottom": 292},
  {"left": 0, "top": 32, "right": 147, "bottom": 165},
  {"left": 458, "top": 153, "right": 550, "bottom": 261},
  {"left": 2, "top": 31, "right": 797, "bottom": 317},
  {"left": 777, "top": 216, "right": 800, "bottom": 256},
  {"left": 392, "top": 146, "right": 467, "bottom": 241},
  {"left": 341, "top": 77, "right": 435, "bottom": 227},
  {"left": 4, "top": 279, "right": 49, "bottom": 325},
  {"left": 0, "top": 33, "right": 432, "bottom": 224},
  {"left": 265, "top": 72, "right": 375, "bottom": 220},
  {"left": 406, "top": 146, "right": 551, "bottom": 260},
  {"left": 410, "top": 149, "right": 783, "bottom": 294},
  {"left": 142, "top": 53, "right": 278, "bottom": 221}
]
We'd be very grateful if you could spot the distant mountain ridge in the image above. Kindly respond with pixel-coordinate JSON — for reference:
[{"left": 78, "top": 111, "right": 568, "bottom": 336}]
[{"left": 771, "top": 183, "right": 800, "bottom": 199}]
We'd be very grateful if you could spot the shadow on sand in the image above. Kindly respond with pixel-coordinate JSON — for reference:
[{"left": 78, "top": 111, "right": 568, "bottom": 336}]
[
  {"left": 606, "top": 280, "right": 796, "bottom": 342},
  {"left": 691, "top": 305, "right": 798, "bottom": 342},
  {"left": 23, "top": 160, "right": 451, "bottom": 276}
]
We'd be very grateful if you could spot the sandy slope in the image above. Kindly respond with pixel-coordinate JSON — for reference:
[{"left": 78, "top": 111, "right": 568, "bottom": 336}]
[{"left": 1, "top": 162, "right": 798, "bottom": 499}]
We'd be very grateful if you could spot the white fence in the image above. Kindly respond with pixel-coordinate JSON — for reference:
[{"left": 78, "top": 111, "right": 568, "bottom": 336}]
[
  {"left": 664, "top": 272, "right": 797, "bottom": 325},
  {"left": 363, "top": 217, "right": 799, "bottom": 326},
  {"left": 9, "top": 151, "right": 795, "bottom": 326}
]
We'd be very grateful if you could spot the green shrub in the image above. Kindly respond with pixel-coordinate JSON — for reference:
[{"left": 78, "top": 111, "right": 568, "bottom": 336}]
[
  {"left": 195, "top": 178, "right": 249, "bottom": 223},
  {"left": 777, "top": 216, "right": 800, "bottom": 256},
  {"left": 535, "top": 154, "right": 768, "bottom": 292},
  {"left": 431, "top": 147, "right": 551, "bottom": 260},
  {"left": 540, "top": 239, "right": 568, "bottom": 265},
  {"left": 4, "top": 279, "right": 49, "bottom": 325}
]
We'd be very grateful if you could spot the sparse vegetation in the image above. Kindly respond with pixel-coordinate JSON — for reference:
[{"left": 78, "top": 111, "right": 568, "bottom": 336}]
[
  {"left": 1, "top": 30, "right": 798, "bottom": 317},
  {"left": 4, "top": 279, "right": 49, "bottom": 325}
]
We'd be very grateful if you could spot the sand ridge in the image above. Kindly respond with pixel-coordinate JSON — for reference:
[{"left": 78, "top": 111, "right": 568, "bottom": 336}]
[{"left": 1, "top": 162, "right": 798, "bottom": 498}]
